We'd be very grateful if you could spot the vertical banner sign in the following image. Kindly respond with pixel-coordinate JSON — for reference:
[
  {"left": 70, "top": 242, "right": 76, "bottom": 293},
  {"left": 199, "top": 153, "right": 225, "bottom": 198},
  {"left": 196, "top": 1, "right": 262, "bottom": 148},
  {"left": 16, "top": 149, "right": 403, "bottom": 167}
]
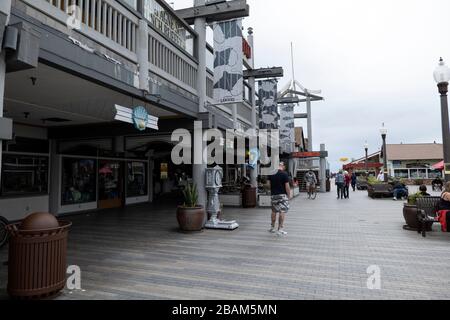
[
  {"left": 280, "top": 104, "right": 295, "bottom": 153},
  {"left": 213, "top": 19, "right": 244, "bottom": 104},
  {"left": 258, "top": 79, "right": 279, "bottom": 129}
]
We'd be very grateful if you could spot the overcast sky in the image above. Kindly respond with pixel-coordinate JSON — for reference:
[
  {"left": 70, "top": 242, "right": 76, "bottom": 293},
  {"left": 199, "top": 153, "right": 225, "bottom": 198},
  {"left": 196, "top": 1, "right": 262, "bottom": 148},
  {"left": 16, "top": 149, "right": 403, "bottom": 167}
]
[{"left": 172, "top": 0, "right": 450, "bottom": 170}]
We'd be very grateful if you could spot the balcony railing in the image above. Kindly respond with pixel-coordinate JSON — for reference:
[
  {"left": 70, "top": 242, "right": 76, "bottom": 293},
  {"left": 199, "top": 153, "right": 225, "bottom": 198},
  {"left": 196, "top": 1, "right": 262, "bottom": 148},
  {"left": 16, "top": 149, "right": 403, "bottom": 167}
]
[{"left": 43, "top": 0, "right": 138, "bottom": 53}]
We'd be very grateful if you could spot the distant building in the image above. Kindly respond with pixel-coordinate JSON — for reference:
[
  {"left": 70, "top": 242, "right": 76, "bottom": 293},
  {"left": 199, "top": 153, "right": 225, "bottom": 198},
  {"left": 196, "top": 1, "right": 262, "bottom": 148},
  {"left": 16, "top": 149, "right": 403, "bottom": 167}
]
[
  {"left": 384, "top": 143, "right": 443, "bottom": 180},
  {"left": 295, "top": 127, "right": 307, "bottom": 152},
  {"left": 343, "top": 151, "right": 382, "bottom": 175}
]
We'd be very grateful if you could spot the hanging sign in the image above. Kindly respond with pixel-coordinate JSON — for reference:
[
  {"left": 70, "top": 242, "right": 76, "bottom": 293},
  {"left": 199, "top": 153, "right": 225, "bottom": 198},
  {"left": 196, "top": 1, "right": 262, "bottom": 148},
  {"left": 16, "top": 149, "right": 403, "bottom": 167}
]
[
  {"left": 280, "top": 104, "right": 295, "bottom": 154},
  {"left": 258, "top": 79, "right": 279, "bottom": 129},
  {"left": 114, "top": 105, "right": 159, "bottom": 131},
  {"left": 213, "top": 19, "right": 244, "bottom": 104}
]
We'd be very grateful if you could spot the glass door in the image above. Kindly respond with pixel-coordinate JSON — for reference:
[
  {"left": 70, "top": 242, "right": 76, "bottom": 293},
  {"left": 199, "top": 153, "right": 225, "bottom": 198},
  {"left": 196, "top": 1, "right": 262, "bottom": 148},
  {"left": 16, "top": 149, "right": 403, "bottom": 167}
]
[{"left": 98, "top": 160, "right": 123, "bottom": 209}]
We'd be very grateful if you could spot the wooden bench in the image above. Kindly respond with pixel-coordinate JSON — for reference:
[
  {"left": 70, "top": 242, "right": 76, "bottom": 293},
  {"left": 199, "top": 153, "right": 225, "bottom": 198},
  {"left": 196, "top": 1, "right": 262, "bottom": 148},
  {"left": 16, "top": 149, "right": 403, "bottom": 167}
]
[
  {"left": 368, "top": 184, "right": 394, "bottom": 198},
  {"left": 356, "top": 179, "right": 369, "bottom": 190},
  {"left": 416, "top": 196, "right": 441, "bottom": 237}
]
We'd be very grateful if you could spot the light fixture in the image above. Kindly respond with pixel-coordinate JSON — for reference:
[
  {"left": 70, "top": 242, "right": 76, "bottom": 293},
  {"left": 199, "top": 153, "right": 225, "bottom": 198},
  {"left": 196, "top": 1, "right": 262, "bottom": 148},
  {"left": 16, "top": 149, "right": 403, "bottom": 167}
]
[
  {"left": 434, "top": 57, "right": 450, "bottom": 84},
  {"left": 380, "top": 123, "right": 388, "bottom": 136}
]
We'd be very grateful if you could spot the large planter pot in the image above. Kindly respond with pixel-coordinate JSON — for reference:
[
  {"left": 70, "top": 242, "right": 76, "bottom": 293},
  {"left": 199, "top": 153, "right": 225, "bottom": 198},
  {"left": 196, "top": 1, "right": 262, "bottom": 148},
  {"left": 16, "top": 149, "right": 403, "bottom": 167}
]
[
  {"left": 176, "top": 206, "right": 205, "bottom": 232},
  {"left": 403, "top": 204, "right": 419, "bottom": 229},
  {"left": 403, "top": 204, "right": 433, "bottom": 231}
]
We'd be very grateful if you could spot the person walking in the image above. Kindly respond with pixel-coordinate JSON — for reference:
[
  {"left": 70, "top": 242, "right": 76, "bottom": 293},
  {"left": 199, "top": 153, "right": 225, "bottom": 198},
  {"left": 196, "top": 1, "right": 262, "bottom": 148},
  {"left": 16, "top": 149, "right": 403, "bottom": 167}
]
[
  {"left": 351, "top": 172, "right": 357, "bottom": 192},
  {"left": 335, "top": 170, "right": 345, "bottom": 199},
  {"left": 305, "top": 169, "right": 318, "bottom": 198},
  {"left": 344, "top": 171, "right": 351, "bottom": 199},
  {"left": 267, "top": 162, "right": 291, "bottom": 236}
]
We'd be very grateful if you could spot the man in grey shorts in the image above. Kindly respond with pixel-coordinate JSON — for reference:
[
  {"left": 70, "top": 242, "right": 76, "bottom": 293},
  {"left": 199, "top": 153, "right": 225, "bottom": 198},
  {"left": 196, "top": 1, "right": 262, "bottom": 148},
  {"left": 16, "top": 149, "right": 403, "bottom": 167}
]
[{"left": 267, "top": 162, "right": 291, "bottom": 236}]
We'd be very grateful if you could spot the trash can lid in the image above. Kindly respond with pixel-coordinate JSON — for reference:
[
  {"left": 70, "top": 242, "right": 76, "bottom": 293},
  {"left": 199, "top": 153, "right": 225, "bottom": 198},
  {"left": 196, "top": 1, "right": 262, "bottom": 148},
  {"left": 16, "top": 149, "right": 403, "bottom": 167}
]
[{"left": 20, "top": 212, "right": 59, "bottom": 231}]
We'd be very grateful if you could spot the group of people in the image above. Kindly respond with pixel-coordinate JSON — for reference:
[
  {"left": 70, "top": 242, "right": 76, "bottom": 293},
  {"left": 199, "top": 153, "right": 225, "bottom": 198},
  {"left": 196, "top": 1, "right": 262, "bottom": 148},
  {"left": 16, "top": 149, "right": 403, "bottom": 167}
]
[
  {"left": 265, "top": 162, "right": 450, "bottom": 237},
  {"left": 334, "top": 170, "right": 357, "bottom": 199}
]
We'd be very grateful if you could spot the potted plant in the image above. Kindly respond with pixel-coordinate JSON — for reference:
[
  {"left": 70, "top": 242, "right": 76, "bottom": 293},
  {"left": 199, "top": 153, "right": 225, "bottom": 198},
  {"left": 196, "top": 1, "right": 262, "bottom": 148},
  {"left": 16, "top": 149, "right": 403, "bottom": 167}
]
[
  {"left": 403, "top": 192, "right": 432, "bottom": 231},
  {"left": 176, "top": 183, "right": 205, "bottom": 232}
]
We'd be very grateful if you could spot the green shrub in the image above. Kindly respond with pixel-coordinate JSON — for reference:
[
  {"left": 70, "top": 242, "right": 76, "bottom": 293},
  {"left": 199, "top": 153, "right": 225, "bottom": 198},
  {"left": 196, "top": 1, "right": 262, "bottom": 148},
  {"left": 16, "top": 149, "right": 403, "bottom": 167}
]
[
  {"left": 367, "top": 176, "right": 379, "bottom": 185},
  {"left": 408, "top": 192, "right": 425, "bottom": 205},
  {"left": 182, "top": 183, "right": 199, "bottom": 208}
]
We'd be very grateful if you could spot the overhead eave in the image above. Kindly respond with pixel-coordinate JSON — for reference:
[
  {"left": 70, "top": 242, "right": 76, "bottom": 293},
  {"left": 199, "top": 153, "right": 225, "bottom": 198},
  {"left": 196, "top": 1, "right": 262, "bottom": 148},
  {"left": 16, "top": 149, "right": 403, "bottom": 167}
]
[{"left": 175, "top": 0, "right": 250, "bottom": 24}]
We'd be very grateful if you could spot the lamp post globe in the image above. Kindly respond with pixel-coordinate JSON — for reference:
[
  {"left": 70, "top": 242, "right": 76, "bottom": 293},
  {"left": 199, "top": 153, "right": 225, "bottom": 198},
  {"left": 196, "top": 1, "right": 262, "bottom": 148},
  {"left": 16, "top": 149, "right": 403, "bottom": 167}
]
[
  {"left": 434, "top": 57, "right": 450, "bottom": 85},
  {"left": 434, "top": 58, "right": 450, "bottom": 181},
  {"left": 380, "top": 125, "right": 388, "bottom": 183}
]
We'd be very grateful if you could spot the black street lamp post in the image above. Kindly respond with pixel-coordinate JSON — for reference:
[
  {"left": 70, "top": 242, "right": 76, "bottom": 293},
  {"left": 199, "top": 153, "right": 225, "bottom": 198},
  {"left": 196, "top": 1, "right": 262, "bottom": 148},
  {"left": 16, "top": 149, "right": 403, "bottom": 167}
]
[
  {"left": 364, "top": 142, "right": 369, "bottom": 174},
  {"left": 434, "top": 58, "right": 450, "bottom": 182},
  {"left": 380, "top": 125, "right": 388, "bottom": 183}
]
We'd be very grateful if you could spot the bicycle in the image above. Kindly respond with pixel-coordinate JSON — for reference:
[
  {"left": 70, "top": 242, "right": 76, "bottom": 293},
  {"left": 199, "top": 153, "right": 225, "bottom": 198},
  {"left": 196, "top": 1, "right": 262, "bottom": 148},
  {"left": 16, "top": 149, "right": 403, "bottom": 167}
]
[
  {"left": 307, "top": 183, "right": 317, "bottom": 200},
  {"left": 0, "top": 216, "right": 9, "bottom": 249}
]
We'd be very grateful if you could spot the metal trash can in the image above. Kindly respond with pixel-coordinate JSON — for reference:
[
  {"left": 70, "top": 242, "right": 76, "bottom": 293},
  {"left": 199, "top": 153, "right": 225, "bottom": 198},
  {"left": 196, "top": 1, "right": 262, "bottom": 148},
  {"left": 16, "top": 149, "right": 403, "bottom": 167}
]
[
  {"left": 6, "top": 212, "right": 71, "bottom": 299},
  {"left": 242, "top": 186, "right": 257, "bottom": 208}
]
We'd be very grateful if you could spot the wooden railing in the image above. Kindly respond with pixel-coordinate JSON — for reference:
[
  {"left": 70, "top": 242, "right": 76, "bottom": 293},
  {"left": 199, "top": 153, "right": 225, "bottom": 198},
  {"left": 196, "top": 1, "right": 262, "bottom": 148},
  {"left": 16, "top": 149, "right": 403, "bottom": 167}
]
[{"left": 43, "top": 0, "right": 138, "bottom": 53}]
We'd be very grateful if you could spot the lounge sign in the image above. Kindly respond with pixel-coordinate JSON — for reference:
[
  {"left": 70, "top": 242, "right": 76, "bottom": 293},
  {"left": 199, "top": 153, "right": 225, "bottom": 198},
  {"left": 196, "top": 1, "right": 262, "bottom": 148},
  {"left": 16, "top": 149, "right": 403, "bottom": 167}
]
[
  {"left": 291, "top": 151, "right": 328, "bottom": 158},
  {"left": 114, "top": 105, "right": 159, "bottom": 131}
]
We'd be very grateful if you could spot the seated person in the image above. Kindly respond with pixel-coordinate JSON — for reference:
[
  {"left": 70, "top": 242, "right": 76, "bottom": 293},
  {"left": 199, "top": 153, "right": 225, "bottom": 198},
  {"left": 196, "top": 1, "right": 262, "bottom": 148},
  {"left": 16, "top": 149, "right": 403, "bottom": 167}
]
[
  {"left": 419, "top": 185, "right": 430, "bottom": 196},
  {"left": 439, "top": 182, "right": 450, "bottom": 211},
  {"left": 393, "top": 180, "right": 408, "bottom": 201},
  {"left": 432, "top": 177, "right": 444, "bottom": 190}
]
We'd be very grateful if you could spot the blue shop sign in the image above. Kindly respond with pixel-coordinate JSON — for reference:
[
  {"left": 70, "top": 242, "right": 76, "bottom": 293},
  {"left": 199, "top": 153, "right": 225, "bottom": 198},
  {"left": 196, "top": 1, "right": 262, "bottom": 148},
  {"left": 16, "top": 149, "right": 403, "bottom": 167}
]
[{"left": 132, "top": 106, "right": 149, "bottom": 131}]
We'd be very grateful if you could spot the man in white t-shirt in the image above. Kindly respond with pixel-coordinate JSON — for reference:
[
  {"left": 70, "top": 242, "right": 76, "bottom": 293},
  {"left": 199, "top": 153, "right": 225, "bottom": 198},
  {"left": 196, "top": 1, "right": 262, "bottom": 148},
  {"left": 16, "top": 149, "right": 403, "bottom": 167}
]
[{"left": 377, "top": 171, "right": 384, "bottom": 181}]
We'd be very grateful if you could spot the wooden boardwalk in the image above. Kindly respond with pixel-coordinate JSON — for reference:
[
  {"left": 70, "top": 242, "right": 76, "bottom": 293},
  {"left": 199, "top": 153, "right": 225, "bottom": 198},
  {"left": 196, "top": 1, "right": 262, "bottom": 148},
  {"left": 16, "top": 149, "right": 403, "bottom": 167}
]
[{"left": 1, "top": 187, "right": 450, "bottom": 300}]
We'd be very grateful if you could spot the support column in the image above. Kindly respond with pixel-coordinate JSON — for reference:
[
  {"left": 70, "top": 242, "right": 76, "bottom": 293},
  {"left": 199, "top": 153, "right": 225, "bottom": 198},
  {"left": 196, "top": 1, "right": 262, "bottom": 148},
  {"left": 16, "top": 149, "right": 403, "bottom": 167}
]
[
  {"left": 247, "top": 27, "right": 258, "bottom": 188},
  {"left": 306, "top": 96, "right": 313, "bottom": 152},
  {"left": 137, "top": 19, "right": 149, "bottom": 92},
  {"left": 0, "top": 0, "right": 11, "bottom": 188},
  {"left": 192, "top": 0, "right": 208, "bottom": 212},
  {"left": 194, "top": 0, "right": 207, "bottom": 113},
  {"left": 148, "top": 150, "right": 154, "bottom": 204},
  {"left": 320, "top": 144, "right": 326, "bottom": 193},
  {"left": 49, "top": 140, "right": 61, "bottom": 215},
  {"left": 193, "top": 121, "right": 207, "bottom": 211}
]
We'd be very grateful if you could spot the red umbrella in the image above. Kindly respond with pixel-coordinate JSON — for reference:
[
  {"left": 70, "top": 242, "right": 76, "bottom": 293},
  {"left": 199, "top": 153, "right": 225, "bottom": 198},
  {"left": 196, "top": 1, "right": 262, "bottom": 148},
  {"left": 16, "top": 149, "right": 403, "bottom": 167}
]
[{"left": 432, "top": 161, "right": 444, "bottom": 170}]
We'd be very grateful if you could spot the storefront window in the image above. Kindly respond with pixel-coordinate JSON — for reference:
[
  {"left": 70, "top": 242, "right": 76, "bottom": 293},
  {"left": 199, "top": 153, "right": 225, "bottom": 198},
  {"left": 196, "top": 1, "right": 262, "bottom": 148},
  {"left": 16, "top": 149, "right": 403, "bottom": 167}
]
[
  {"left": 417, "top": 169, "right": 427, "bottom": 178},
  {"left": 428, "top": 169, "right": 443, "bottom": 179},
  {"left": 61, "top": 158, "right": 97, "bottom": 205},
  {"left": 127, "top": 162, "right": 148, "bottom": 197},
  {"left": 394, "top": 169, "right": 409, "bottom": 179},
  {"left": 99, "top": 161, "right": 122, "bottom": 202},
  {"left": 1, "top": 154, "right": 49, "bottom": 196}
]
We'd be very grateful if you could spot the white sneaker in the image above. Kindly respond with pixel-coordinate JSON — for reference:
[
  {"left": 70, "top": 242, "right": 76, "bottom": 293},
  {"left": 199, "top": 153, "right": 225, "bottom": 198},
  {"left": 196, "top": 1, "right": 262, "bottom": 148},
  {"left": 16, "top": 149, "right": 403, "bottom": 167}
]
[
  {"left": 393, "top": 198, "right": 397, "bottom": 201},
  {"left": 269, "top": 227, "right": 276, "bottom": 233},
  {"left": 277, "top": 229, "right": 288, "bottom": 236}
]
